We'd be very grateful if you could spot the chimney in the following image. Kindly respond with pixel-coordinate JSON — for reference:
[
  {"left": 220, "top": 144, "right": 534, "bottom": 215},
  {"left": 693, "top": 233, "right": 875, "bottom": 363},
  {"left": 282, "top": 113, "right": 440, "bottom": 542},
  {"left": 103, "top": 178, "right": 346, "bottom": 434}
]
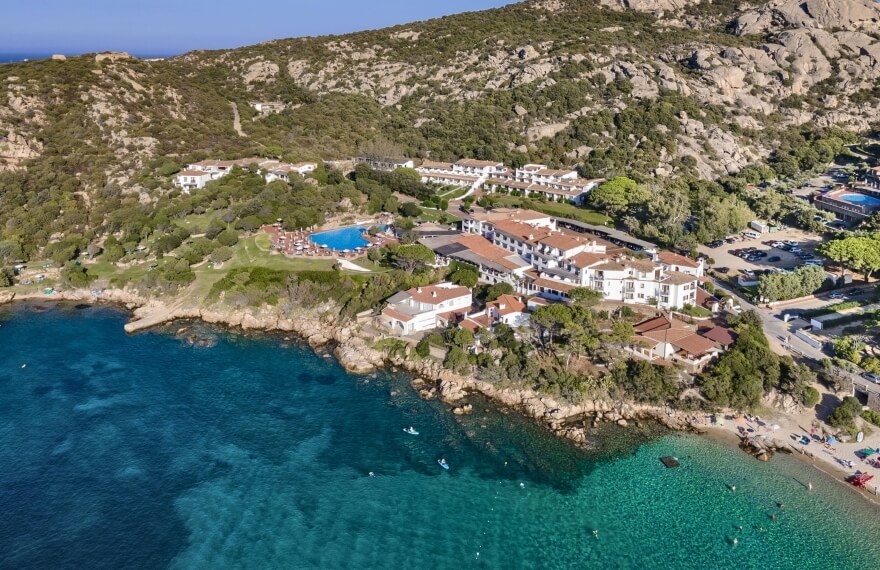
[
  {"left": 416, "top": 287, "right": 423, "bottom": 293},
  {"left": 432, "top": 291, "right": 437, "bottom": 298}
]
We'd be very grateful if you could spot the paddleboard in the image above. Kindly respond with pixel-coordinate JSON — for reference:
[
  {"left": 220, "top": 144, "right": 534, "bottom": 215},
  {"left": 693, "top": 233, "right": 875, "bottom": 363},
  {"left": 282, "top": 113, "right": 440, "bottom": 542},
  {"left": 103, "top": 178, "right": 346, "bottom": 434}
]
[
  {"left": 403, "top": 428, "right": 419, "bottom": 435},
  {"left": 438, "top": 460, "right": 449, "bottom": 470}
]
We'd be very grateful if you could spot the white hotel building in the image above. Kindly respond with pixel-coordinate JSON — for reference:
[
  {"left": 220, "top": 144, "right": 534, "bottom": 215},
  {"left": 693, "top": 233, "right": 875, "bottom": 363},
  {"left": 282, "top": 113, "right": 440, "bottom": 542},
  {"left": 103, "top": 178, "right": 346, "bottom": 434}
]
[
  {"left": 455, "top": 209, "right": 702, "bottom": 309},
  {"left": 416, "top": 160, "right": 601, "bottom": 205}
]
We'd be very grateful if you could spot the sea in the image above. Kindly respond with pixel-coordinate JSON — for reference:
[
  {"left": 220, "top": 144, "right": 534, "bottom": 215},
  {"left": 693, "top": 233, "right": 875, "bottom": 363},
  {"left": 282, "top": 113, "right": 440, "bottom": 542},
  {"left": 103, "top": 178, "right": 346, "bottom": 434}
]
[
  {"left": 0, "top": 53, "right": 173, "bottom": 63},
  {"left": 1, "top": 303, "right": 879, "bottom": 569}
]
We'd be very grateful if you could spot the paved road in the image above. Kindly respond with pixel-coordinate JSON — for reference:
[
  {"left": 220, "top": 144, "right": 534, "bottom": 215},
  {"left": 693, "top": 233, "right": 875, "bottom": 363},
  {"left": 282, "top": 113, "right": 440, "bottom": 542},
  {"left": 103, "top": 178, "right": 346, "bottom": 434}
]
[{"left": 711, "top": 279, "right": 826, "bottom": 361}]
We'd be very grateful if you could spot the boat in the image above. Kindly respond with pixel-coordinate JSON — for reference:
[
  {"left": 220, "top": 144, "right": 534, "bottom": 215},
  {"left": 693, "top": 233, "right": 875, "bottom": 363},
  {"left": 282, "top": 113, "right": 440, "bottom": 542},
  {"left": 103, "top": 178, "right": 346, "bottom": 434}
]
[
  {"left": 848, "top": 473, "right": 874, "bottom": 488},
  {"left": 438, "top": 459, "right": 449, "bottom": 470},
  {"left": 857, "top": 431, "right": 864, "bottom": 443},
  {"left": 403, "top": 427, "right": 419, "bottom": 435}
]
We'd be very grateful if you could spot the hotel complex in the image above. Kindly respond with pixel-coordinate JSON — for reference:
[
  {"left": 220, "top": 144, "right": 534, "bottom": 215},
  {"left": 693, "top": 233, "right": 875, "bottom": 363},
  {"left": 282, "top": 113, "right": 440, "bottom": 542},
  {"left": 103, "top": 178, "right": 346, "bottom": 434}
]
[{"left": 422, "top": 208, "right": 703, "bottom": 310}]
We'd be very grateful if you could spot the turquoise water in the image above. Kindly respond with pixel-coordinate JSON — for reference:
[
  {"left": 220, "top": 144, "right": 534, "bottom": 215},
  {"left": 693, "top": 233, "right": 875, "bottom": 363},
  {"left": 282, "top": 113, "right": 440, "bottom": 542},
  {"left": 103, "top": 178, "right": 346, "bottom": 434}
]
[
  {"left": 839, "top": 193, "right": 880, "bottom": 207},
  {"left": 2, "top": 303, "right": 880, "bottom": 569},
  {"left": 309, "top": 225, "right": 373, "bottom": 251}
]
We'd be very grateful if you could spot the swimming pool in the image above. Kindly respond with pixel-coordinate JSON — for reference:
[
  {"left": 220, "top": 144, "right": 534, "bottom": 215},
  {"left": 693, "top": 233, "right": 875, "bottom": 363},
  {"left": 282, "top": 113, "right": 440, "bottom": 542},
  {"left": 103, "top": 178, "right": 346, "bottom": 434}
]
[
  {"left": 309, "top": 225, "right": 377, "bottom": 251},
  {"left": 839, "top": 193, "right": 880, "bottom": 207}
]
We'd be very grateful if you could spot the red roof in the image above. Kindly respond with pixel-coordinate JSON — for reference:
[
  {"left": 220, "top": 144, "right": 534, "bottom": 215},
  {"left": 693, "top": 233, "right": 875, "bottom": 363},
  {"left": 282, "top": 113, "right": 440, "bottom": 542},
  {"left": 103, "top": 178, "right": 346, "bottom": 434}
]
[
  {"left": 488, "top": 294, "right": 526, "bottom": 316},
  {"left": 407, "top": 284, "right": 471, "bottom": 305},
  {"left": 658, "top": 251, "right": 700, "bottom": 269}
]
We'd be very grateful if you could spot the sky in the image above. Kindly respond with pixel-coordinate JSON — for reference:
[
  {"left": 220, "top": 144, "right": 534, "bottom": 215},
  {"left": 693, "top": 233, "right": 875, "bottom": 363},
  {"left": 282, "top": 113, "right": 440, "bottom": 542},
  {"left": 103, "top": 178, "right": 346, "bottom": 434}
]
[{"left": 0, "top": 0, "right": 513, "bottom": 56}]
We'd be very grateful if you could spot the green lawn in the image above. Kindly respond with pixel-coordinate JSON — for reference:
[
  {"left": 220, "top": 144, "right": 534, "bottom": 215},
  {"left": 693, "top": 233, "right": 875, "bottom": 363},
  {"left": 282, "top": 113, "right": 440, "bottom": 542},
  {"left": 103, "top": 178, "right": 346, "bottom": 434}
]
[
  {"left": 491, "top": 195, "right": 611, "bottom": 225},
  {"left": 437, "top": 186, "right": 469, "bottom": 201},
  {"left": 173, "top": 212, "right": 219, "bottom": 234},
  {"left": 226, "top": 236, "right": 335, "bottom": 272}
]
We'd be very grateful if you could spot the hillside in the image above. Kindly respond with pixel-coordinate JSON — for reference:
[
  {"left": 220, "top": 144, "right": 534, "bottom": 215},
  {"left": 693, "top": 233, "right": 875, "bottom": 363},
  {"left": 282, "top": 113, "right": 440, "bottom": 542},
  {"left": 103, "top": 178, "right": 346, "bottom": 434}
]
[{"left": 0, "top": 0, "right": 878, "bottom": 259}]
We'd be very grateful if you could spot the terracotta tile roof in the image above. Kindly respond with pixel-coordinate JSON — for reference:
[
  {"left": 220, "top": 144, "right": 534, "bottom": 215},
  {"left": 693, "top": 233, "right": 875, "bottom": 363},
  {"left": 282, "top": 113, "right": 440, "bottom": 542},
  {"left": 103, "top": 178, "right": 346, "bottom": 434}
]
[
  {"left": 700, "top": 326, "right": 737, "bottom": 347},
  {"left": 537, "top": 233, "right": 586, "bottom": 251},
  {"left": 453, "top": 234, "right": 529, "bottom": 270},
  {"left": 641, "top": 327, "right": 696, "bottom": 344},
  {"left": 696, "top": 287, "right": 720, "bottom": 310},
  {"left": 662, "top": 271, "right": 697, "bottom": 286},
  {"left": 460, "top": 313, "right": 492, "bottom": 332},
  {"left": 381, "top": 306, "right": 414, "bottom": 322},
  {"left": 456, "top": 158, "right": 503, "bottom": 167},
  {"left": 470, "top": 208, "right": 550, "bottom": 223},
  {"left": 658, "top": 251, "right": 700, "bottom": 269},
  {"left": 568, "top": 252, "right": 608, "bottom": 269},
  {"left": 492, "top": 220, "right": 553, "bottom": 242},
  {"left": 178, "top": 169, "right": 211, "bottom": 177},
  {"left": 419, "top": 160, "right": 454, "bottom": 169},
  {"left": 488, "top": 294, "right": 526, "bottom": 316},
  {"left": 406, "top": 284, "right": 471, "bottom": 305},
  {"left": 670, "top": 334, "right": 720, "bottom": 357},
  {"left": 622, "top": 258, "right": 660, "bottom": 273},
  {"left": 593, "top": 261, "right": 627, "bottom": 272},
  {"left": 634, "top": 316, "right": 674, "bottom": 333}
]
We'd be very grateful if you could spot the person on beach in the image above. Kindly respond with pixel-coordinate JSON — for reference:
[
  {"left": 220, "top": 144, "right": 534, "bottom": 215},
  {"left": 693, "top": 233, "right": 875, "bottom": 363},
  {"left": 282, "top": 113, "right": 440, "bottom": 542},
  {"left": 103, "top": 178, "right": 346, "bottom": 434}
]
[{"left": 808, "top": 481, "right": 813, "bottom": 491}]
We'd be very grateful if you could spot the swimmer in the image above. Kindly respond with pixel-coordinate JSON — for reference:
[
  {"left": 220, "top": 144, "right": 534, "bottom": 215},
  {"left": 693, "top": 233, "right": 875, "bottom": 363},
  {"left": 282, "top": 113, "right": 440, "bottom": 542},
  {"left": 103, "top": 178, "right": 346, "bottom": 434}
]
[
  {"left": 770, "top": 514, "right": 777, "bottom": 522},
  {"left": 368, "top": 471, "right": 375, "bottom": 477},
  {"left": 737, "top": 525, "right": 743, "bottom": 533},
  {"left": 730, "top": 485, "right": 736, "bottom": 492},
  {"left": 808, "top": 481, "right": 813, "bottom": 491},
  {"left": 777, "top": 502, "right": 785, "bottom": 509},
  {"left": 519, "top": 482, "right": 525, "bottom": 488},
  {"left": 592, "top": 529, "right": 599, "bottom": 538},
  {"left": 732, "top": 538, "right": 738, "bottom": 546}
]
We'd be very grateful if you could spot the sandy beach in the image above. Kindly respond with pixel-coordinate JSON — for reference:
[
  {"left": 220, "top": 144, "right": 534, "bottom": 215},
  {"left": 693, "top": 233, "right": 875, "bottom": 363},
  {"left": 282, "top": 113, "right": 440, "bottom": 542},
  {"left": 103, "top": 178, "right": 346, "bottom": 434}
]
[{"left": 702, "top": 408, "right": 880, "bottom": 506}]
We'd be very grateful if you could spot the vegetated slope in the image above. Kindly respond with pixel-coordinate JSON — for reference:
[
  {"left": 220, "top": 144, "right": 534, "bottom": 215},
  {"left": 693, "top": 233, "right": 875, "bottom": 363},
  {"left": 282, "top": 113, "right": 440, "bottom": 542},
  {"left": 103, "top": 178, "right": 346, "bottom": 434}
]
[{"left": 0, "top": 0, "right": 878, "bottom": 251}]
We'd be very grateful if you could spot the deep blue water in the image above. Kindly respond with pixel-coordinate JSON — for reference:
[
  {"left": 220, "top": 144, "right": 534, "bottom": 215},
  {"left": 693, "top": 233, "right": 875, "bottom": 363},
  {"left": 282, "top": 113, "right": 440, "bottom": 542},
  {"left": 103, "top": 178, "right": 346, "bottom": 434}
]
[{"left": 2, "top": 303, "right": 880, "bottom": 569}]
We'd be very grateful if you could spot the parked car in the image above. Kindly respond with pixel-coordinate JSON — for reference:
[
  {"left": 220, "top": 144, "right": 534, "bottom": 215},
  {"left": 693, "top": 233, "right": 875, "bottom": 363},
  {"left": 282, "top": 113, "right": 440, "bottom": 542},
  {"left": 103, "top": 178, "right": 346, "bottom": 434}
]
[
  {"left": 771, "top": 241, "right": 785, "bottom": 248},
  {"left": 864, "top": 373, "right": 880, "bottom": 384},
  {"left": 752, "top": 251, "right": 768, "bottom": 258},
  {"left": 829, "top": 292, "right": 844, "bottom": 299},
  {"left": 768, "top": 256, "right": 781, "bottom": 262},
  {"left": 709, "top": 240, "right": 724, "bottom": 248},
  {"left": 715, "top": 267, "right": 730, "bottom": 274}
]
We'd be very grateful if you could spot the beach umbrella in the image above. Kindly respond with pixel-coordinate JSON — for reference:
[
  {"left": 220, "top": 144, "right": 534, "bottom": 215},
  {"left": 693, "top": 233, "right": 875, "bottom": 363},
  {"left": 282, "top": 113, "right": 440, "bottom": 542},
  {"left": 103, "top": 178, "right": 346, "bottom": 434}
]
[{"left": 827, "top": 436, "right": 838, "bottom": 444}]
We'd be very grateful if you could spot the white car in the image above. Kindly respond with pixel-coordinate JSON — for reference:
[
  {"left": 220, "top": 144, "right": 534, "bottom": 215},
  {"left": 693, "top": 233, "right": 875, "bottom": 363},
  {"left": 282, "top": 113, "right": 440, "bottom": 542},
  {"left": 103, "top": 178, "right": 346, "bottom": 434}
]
[{"left": 771, "top": 241, "right": 785, "bottom": 248}]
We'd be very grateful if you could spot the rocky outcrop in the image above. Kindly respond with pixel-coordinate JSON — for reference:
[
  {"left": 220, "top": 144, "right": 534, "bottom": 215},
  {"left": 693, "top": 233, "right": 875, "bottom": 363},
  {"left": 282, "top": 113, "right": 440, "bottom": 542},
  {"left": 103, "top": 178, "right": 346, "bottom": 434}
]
[
  {"left": 734, "top": 0, "right": 880, "bottom": 35},
  {"left": 95, "top": 52, "right": 132, "bottom": 62}
]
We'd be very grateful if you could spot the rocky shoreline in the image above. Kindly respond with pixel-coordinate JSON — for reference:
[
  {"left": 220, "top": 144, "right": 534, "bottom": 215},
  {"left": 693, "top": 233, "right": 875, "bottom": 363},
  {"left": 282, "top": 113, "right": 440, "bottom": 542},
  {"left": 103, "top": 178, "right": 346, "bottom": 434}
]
[{"left": 0, "top": 288, "right": 714, "bottom": 447}]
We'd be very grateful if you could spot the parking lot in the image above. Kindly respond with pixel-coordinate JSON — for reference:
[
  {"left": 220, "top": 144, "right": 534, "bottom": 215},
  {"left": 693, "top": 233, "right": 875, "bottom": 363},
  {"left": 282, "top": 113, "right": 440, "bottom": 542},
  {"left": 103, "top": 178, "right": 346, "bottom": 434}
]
[{"left": 698, "top": 227, "right": 826, "bottom": 280}]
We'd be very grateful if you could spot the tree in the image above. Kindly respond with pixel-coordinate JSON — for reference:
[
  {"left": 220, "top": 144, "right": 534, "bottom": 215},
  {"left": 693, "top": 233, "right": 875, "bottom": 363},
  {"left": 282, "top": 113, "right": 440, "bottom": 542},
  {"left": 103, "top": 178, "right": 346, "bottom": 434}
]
[
  {"left": 485, "top": 282, "right": 514, "bottom": 302},
  {"left": 0, "top": 267, "right": 12, "bottom": 287},
  {"left": 216, "top": 229, "right": 240, "bottom": 247},
  {"left": 60, "top": 262, "right": 91, "bottom": 289},
  {"left": 569, "top": 287, "right": 603, "bottom": 306},
  {"left": 210, "top": 246, "right": 234, "bottom": 264},
  {"left": 828, "top": 396, "right": 863, "bottom": 430},
  {"left": 415, "top": 337, "right": 431, "bottom": 358},
  {"left": 818, "top": 234, "right": 880, "bottom": 281},
  {"left": 390, "top": 244, "right": 435, "bottom": 274},
  {"left": 531, "top": 303, "right": 573, "bottom": 347},
  {"left": 398, "top": 202, "right": 422, "bottom": 217},
  {"left": 588, "top": 176, "right": 648, "bottom": 216},
  {"left": 450, "top": 264, "right": 479, "bottom": 288},
  {"left": 758, "top": 265, "right": 826, "bottom": 301}
]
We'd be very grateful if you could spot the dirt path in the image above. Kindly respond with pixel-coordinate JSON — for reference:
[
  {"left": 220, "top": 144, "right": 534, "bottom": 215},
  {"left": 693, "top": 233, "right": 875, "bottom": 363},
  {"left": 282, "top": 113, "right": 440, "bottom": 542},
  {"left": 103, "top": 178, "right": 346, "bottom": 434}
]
[{"left": 230, "top": 102, "right": 247, "bottom": 137}]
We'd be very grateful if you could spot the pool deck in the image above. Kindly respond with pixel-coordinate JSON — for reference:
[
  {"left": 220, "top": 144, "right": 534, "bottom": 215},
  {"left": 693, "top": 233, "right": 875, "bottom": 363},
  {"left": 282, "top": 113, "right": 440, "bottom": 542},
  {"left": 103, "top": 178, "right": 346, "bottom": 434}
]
[{"left": 260, "top": 221, "right": 398, "bottom": 259}]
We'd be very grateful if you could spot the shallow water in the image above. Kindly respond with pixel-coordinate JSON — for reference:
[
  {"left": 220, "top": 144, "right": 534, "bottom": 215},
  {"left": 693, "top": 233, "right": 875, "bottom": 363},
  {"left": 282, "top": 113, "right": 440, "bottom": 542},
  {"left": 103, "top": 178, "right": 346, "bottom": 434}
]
[{"left": 1, "top": 304, "right": 879, "bottom": 569}]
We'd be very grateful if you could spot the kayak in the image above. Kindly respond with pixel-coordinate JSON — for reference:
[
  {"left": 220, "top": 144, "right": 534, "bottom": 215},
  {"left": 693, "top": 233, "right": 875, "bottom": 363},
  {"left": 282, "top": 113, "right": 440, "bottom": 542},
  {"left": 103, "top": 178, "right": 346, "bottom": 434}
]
[
  {"left": 403, "top": 428, "right": 419, "bottom": 435},
  {"left": 438, "top": 459, "right": 449, "bottom": 470}
]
